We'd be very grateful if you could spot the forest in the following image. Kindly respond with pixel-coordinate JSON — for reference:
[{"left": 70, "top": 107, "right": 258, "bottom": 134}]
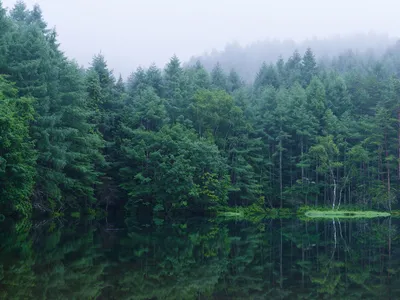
[{"left": 1, "top": 1, "right": 400, "bottom": 219}]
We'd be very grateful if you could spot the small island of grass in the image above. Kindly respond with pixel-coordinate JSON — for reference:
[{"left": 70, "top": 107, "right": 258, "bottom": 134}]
[{"left": 305, "top": 210, "right": 391, "bottom": 219}]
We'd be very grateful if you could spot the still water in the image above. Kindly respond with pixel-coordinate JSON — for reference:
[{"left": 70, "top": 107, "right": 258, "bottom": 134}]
[{"left": 0, "top": 216, "right": 398, "bottom": 299}]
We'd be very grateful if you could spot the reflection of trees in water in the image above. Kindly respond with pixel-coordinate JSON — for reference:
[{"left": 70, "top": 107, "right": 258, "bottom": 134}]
[
  {"left": 105, "top": 218, "right": 398, "bottom": 299},
  {"left": 102, "top": 219, "right": 231, "bottom": 299},
  {"left": 281, "top": 218, "right": 397, "bottom": 299},
  {"left": 210, "top": 218, "right": 398, "bottom": 299},
  {"left": 0, "top": 217, "right": 398, "bottom": 299},
  {"left": 32, "top": 223, "right": 108, "bottom": 299},
  {"left": 0, "top": 219, "right": 109, "bottom": 299},
  {"left": 0, "top": 219, "right": 35, "bottom": 299}
]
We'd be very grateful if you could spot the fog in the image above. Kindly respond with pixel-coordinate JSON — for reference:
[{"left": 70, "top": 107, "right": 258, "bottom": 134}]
[{"left": 3, "top": 0, "right": 400, "bottom": 77}]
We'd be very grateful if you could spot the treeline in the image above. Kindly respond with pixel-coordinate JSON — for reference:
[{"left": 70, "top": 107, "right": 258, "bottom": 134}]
[
  {"left": 1, "top": 1, "right": 400, "bottom": 218},
  {"left": 187, "top": 33, "right": 396, "bottom": 82}
]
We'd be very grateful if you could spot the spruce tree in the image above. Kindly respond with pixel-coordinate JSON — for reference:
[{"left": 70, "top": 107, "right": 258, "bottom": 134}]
[
  {"left": 0, "top": 76, "right": 36, "bottom": 217},
  {"left": 211, "top": 62, "right": 228, "bottom": 91},
  {"left": 301, "top": 48, "right": 317, "bottom": 86},
  {"left": 163, "top": 55, "right": 188, "bottom": 122}
]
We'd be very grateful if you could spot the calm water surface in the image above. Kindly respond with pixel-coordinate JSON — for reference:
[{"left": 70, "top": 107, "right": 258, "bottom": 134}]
[{"left": 0, "top": 216, "right": 398, "bottom": 299}]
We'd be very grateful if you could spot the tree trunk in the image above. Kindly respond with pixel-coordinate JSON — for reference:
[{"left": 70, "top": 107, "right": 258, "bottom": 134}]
[
  {"left": 398, "top": 109, "right": 400, "bottom": 181},
  {"left": 388, "top": 217, "right": 392, "bottom": 282},
  {"left": 279, "top": 133, "right": 283, "bottom": 209},
  {"left": 315, "top": 164, "right": 319, "bottom": 206},
  {"left": 280, "top": 218, "right": 283, "bottom": 289},
  {"left": 385, "top": 129, "right": 391, "bottom": 211},
  {"left": 301, "top": 137, "right": 304, "bottom": 179},
  {"left": 331, "top": 168, "right": 337, "bottom": 210}
]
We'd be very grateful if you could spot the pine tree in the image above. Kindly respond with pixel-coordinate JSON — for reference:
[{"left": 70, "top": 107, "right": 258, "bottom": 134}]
[
  {"left": 254, "top": 63, "right": 279, "bottom": 90},
  {"left": 0, "top": 0, "right": 10, "bottom": 71},
  {"left": 190, "top": 60, "right": 211, "bottom": 91},
  {"left": 211, "top": 62, "right": 228, "bottom": 91},
  {"left": 306, "top": 76, "right": 326, "bottom": 128},
  {"left": 325, "top": 72, "right": 352, "bottom": 116},
  {"left": 4, "top": 6, "right": 68, "bottom": 208},
  {"left": 301, "top": 48, "right": 317, "bottom": 86},
  {"left": 58, "top": 60, "right": 104, "bottom": 206},
  {"left": 0, "top": 76, "right": 36, "bottom": 217},
  {"left": 146, "top": 63, "right": 164, "bottom": 97},
  {"left": 27, "top": 4, "right": 48, "bottom": 32},
  {"left": 127, "top": 67, "right": 147, "bottom": 98},
  {"left": 9, "top": 1, "right": 28, "bottom": 23},
  {"left": 115, "top": 74, "right": 125, "bottom": 94},
  {"left": 163, "top": 55, "right": 188, "bottom": 122},
  {"left": 285, "top": 50, "right": 302, "bottom": 85},
  {"left": 86, "top": 54, "right": 124, "bottom": 209},
  {"left": 227, "top": 69, "right": 243, "bottom": 92}
]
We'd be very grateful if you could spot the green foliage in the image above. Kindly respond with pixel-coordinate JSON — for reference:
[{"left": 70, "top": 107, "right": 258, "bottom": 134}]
[
  {"left": 211, "top": 62, "right": 228, "bottom": 91},
  {"left": 120, "top": 123, "right": 230, "bottom": 212},
  {"left": 0, "top": 76, "right": 36, "bottom": 217}
]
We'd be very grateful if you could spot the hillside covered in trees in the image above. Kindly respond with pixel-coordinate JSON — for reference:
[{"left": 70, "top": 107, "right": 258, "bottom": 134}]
[{"left": 1, "top": 1, "right": 400, "bottom": 219}]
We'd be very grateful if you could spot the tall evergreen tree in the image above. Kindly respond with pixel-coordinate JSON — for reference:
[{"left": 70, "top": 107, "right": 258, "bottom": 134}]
[
  {"left": 254, "top": 63, "right": 279, "bottom": 90},
  {"left": 163, "top": 55, "right": 188, "bottom": 122},
  {"left": 227, "top": 69, "right": 243, "bottom": 92},
  {"left": 58, "top": 60, "right": 104, "bottom": 207},
  {"left": 146, "top": 63, "right": 164, "bottom": 97},
  {"left": 211, "top": 62, "right": 228, "bottom": 91},
  {"left": 301, "top": 48, "right": 317, "bottom": 86},
  {"left": 0, "top": 76, "right": 36, "bottom": 217}
]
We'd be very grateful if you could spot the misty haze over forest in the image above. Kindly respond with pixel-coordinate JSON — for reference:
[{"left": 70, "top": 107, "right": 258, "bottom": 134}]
[
  {"left": 2, "top": 0, "right": 400, "bottom": 79},
  {"left": 187, "top": 33, "right": 397, "bottom": 81}
]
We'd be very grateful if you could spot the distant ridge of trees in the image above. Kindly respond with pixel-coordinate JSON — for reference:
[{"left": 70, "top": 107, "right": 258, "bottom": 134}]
[{"left": 186, "top": 33, "right": 397, "bottom": 82}]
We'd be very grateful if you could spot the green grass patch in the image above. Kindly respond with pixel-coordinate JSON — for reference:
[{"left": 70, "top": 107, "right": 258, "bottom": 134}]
[{"left": 305, "top": 210, "right": 390, "bottom": 219}]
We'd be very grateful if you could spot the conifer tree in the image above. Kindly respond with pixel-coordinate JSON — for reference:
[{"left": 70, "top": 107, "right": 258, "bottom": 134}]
[
  {"left": 0, "top": 76, "right": 36, "bottom": 216},
  {"left": 211, "top": 62, "right": 228, "bottom": 91}
]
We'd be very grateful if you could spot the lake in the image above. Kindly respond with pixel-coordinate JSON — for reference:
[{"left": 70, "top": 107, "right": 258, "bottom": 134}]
[{"left": 0, "top": 216, "right": 398, "bottom": 299}]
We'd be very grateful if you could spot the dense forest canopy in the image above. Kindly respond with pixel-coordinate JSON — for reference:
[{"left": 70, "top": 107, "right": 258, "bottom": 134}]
[{"left": 1, "top": 1, "right": 400, "bottom": 219}]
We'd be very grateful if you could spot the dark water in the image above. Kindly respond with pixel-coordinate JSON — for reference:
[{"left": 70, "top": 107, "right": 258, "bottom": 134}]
[{"left": 0, "top": 216, "right": 399, "bottom": 299}]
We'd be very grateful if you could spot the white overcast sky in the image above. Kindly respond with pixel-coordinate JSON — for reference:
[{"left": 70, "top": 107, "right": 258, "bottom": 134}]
[{"left": 2, "top": 0, "right": 400, "bottom": 77}]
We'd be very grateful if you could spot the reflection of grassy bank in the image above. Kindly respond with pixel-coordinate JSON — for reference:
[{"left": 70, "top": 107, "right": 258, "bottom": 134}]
[
  {"left": 217, "top": 211, "right": 244, "bottom": 217},
  {"left": 304, "top": 210, "right": 391, "bottom": 219},
  {"left": 217, "top": 205, "right": 394, "bottom": 221},
  {"left": 217, "top": 206, "right": 294, "bottom": 221}
]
